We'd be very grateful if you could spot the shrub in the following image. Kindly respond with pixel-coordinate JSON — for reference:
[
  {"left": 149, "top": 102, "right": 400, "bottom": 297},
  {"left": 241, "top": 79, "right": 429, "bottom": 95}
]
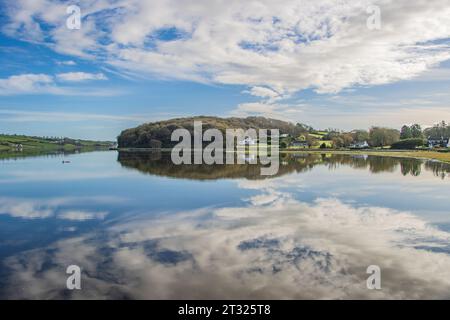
[{"left": 390, "top": 138, "right": 425, "bottom": 150}]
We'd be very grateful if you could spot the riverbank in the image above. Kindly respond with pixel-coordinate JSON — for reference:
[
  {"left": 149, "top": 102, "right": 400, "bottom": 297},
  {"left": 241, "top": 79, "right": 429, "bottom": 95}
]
[
  {"left": 0, "top": 134, "right": 114, "bottom": 160},
  {"left": 0, "top": 134, "right": 113, "bottom": 151},
  {"left": 118, "top": 147, "right": 450, "bottom": 164}
]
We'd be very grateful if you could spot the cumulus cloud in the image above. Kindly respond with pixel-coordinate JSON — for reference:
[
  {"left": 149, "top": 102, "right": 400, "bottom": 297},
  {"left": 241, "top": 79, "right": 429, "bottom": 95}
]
[
  {"left": 0, "top": 73, "right": 115, "bottom": 96},
  {"left": 57, "top": 210, "right": 108, "bottom": 221},
  {"left": 56, "top": 72, "right": 107, "bottom": 82},
  {"left": 0, "top": 197, "right": 113, "bottom": 219},
  {"left": 231, "top": 101, "right": 306, "bottom": 121},
  {"left": 2, "top": 0, "right": 450, "bottom": 96},
  {"left": 247, "top": 86, "right": 281, "bottom": 99},
  {"left": 230, "top": 91, "right": 450, "bottom": 130},
  {"left": 0, "top": 198, "right": 54, "bottom": 219},
  {"left": 56, "top": 60, "right": 77, "bottom": 66},
  {"left": 0, "top": 74, "right": 55, "bottom": 95}
]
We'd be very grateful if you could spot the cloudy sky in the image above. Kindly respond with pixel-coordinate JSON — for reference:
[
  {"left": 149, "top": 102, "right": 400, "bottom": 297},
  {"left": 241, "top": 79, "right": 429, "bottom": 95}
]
[{"left": 1, "top": 0, "right": 450, "bottom": 140}]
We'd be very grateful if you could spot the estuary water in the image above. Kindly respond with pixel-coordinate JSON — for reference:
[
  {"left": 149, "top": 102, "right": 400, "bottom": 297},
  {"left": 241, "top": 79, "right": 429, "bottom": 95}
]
[{"left": 0, "top": 151, "right": 449, "bottom": 299}]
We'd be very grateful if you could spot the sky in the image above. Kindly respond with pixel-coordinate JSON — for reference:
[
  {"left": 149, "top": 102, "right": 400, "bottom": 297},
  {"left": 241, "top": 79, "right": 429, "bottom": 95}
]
[{"left": 0, "top": 0, "right": 450, "bottom": 140}]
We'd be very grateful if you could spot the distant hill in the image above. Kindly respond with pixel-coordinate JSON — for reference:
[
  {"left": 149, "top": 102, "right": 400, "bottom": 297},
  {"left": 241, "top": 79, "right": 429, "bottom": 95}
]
[
  {"left": 118, "top": 116, "right": 306, "bottom": 148},
  {"left": 0, "top": 134, "right": 114, "bottom": 153}
]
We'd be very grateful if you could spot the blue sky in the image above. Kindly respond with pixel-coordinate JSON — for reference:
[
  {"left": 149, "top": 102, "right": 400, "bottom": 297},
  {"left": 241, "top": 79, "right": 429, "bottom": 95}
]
[{"left": 1, "top": 1, "right": 450, "bottom": 140}]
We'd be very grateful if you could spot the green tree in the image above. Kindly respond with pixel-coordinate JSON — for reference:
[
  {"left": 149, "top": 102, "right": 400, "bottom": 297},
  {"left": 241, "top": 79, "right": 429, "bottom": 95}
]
[
  {"left": 391, "top": 138, "right": 425, "bottom": 150},
  {"left": 352, "top": 130, "right": 369, "bottom": 142},
  {"left": 369, "top": 127, "right": 400, "bottom": 147},
  {"left": 424, "top": 121, "right": 449, "bottom": 139},
  {"left": 400, "top": 125, "right": 412, "bottom": 139},
  {"left": 410, "top": 124, "right": 423, "bottom": 139},
  {"left": 331, "top": 136, "right": 345, "bottom": 148}
]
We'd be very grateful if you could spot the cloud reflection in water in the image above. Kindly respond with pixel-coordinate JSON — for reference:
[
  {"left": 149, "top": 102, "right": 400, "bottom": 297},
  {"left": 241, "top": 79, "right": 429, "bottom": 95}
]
[{"left": 3, "top": 188, "right": 450, "bottom": 299}]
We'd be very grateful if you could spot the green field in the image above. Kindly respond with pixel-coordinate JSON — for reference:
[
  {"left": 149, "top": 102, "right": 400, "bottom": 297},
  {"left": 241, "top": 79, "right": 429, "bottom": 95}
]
[
  {"left": 308, "top": 133, "right": 323, "bottom": 139},
  {"left": 0, "top": 134, "right": 114, "bottom": 158}
]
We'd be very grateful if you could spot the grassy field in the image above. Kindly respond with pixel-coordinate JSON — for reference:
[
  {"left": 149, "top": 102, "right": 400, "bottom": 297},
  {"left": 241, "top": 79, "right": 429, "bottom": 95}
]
[
  {"left": 313, "top": 140, "right": 333, "bottom": 148},
  {"left": 308, "top": 133, "right": 323, "bottom": 139},
  {"left": 0, "top": 134, "right": 114, "bottom": 155}
]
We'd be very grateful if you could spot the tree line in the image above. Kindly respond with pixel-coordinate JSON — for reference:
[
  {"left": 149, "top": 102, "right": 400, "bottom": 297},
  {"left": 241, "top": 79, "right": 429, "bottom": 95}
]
[
  {"left": 117, "top": 116, "right": 449, "bottom": 149},
  {"left": 316, "top": 121, "right": 449, "bottom": 148}
]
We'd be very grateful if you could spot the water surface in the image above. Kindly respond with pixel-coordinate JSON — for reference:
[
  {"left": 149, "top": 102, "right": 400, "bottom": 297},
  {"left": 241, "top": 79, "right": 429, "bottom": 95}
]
[{"left": 0, "top": 151, "right": 449, "bottom": 299}]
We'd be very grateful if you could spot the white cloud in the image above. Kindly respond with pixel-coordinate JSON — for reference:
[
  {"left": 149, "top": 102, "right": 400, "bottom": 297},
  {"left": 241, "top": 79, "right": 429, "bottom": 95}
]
[
  {"left": 231, "top": 101, "right": 305, "bottom": 122},
  {"left": 0, "top": 73, "right": 116, "bottom": 96},
  {"left": 230, "top": 91, "right": 450, "bottom": 130},
  {"left": 410, "top": 67, "right": 450, "bottom": 82},
  {"left": 3, "top": 0, "right": 450, "bottom": 96},
  {"left": 0, "top": 109, "right": 150, "bottom": 123},
  {"left": 0, "top": 197, "right": 114, "bottom": 219},
  {"left": 57, "top": 210, "right": 108, "bottom": 221},
  {"left": 56, "top": 60, "right": 77, "bottom": 66},
  {"left": 246, "top": 86, "right": 283, "bottom": 102},
  {"left": 0, "top": 198, "right": 53, "bottom": 219},
  {"left": 0, "top": 74, "right": 54, "bottom": 95},
  {"left": 56, "top": 72, "right": 107, "bottom": 82},
  {"left": 4, "top": 195, "right": 450, "bottom": 299}
]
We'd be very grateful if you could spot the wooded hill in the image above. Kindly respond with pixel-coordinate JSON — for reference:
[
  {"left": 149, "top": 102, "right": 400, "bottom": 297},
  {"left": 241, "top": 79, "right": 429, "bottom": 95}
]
[{"left": 117, "top": 116, "right": 306, "bottom": 148}]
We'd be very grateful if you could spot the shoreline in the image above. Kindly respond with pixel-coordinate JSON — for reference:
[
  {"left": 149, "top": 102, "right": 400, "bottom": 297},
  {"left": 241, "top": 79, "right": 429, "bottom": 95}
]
[{"left": 117, "top": 148, "right": 450, "bottom": 164}]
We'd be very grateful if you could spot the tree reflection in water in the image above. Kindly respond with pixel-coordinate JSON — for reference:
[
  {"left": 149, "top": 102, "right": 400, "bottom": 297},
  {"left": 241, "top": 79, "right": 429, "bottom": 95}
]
[{"left": 118, "top": 151, "right": 449, "bottom": 180}]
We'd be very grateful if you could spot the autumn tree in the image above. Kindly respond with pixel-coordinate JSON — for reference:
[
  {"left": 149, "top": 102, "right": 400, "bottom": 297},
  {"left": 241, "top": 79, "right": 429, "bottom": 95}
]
[{"left": 369, "top": 127, "right": 400, "bottom": 147}]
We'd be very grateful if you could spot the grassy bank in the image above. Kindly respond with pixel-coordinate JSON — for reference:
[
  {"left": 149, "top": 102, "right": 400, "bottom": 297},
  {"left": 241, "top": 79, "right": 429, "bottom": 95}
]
[
  {"left": 0, "top": 134, "right": 114, "bottom": 160},
  {"left": 118, "top": 147, "right": 450, "bottom": 164},
  {"left": 0, "top": 134, "right": 113, "bottom": 151}
]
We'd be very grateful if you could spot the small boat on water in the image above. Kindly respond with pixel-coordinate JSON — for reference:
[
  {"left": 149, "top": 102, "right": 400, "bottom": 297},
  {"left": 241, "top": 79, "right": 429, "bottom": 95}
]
[{"left": 62, "top": 160, "right": 71, "bottom": 164}]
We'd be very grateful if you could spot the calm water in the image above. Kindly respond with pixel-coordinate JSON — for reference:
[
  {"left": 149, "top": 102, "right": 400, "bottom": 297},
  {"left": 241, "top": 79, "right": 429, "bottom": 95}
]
[{"left": 0, "top": 151, "right": 450, "bottom": 299}]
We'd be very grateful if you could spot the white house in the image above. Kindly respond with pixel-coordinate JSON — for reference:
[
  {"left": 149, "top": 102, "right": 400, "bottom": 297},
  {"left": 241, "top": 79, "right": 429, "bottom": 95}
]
[
  {"left": 349, "top": 141, "right": 369, "bottom": 149},
  {"left": 239, "top": 153, "right": 256, "bottom": 162},
  {"left": 238, "top": 137, "right": 257, "bottom": 146},
  {"left": 428, "top": 137, "right": 449, "bottom": 148},
  {"left": 290, "top": 140, "right": 309, "bottom": 148}
]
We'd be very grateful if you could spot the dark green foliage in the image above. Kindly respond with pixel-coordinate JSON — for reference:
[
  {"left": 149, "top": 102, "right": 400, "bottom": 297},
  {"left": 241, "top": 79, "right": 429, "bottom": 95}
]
[
  {"left": 296, "top": 123, "right": 314, "bottom": 132},
  {"left": 410, "top": 124, "right": 423, "bottom": 139},
  {"left": 401, "top": 124, "right": 423, "bottom": 139},
  {"left": 369, "top": 127, "right": 400, "bottom": 147},
  {"left": 118, "top": 116, "right": 307, "bottom": 148},
  {"left": 424, "top": 121, "right": 449, "bottom": 139},
  {"left": 352, "top": 130, "right": 369, "bottom": 142},
  {"left": 400, "top": 125, "right": 412, "bottom": 139},
  {"left": 391, "top": 138, "right": 425, "bottom": 149}
]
